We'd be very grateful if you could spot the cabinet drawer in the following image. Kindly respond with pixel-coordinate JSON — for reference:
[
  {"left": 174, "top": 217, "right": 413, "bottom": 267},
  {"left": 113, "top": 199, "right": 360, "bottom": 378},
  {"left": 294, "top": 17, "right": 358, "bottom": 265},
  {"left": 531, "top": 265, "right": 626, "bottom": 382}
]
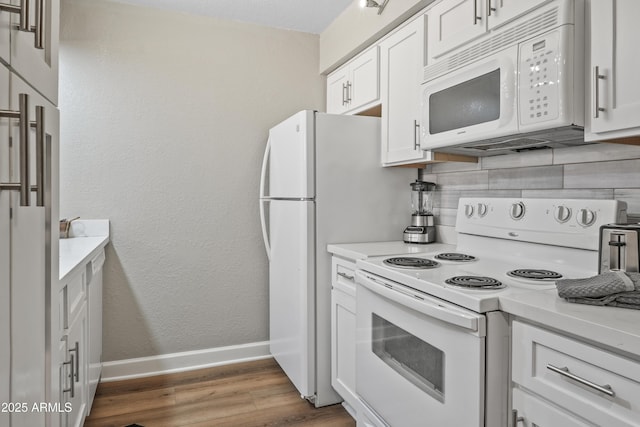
[
  {"left": 512, "top": 388, "right": 593, "bottom": 427},
  {"left": 331, "top": 257, "right": 356, "bottom": 296},
  {"left": 512, "top": 321, "right": 640, "bottom": 427}
]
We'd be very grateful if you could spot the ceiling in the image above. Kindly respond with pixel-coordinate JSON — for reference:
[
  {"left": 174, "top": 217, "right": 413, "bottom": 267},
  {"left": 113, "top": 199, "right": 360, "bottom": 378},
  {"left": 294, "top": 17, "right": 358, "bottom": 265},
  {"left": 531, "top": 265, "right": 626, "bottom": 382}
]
[{"left": 111, "top": 0, "right": 354, "bottom": 34}]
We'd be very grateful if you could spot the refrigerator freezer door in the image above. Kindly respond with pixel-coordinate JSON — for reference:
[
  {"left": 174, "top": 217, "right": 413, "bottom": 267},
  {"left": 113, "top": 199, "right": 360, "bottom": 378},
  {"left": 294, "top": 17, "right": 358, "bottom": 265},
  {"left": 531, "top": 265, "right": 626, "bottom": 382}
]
[
  {"left": 269, "top": 199, "right": 315, "bottom": 398},
  {"left": 267, "top": 111, "right": 315, "bottom": 199}
]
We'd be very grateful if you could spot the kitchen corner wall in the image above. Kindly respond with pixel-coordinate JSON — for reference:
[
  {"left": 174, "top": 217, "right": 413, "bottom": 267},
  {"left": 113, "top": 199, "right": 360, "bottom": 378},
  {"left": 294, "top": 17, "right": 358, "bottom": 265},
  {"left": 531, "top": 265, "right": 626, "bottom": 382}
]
[
  {"left": 59, "top": 0, "right": 324, "bottom": 361},
  {"left": 421, "top": 143, "right": 640, "bottom": 241}
]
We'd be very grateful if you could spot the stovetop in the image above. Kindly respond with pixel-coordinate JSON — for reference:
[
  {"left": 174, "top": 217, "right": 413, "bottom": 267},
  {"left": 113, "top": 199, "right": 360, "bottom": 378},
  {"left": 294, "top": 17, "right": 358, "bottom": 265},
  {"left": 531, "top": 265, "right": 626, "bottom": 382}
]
[
  {"left": 356, "top": 197, "right": 628, "bottom": 313},
  {"left": 356, "top": 248, "right": 596, "bottom": 313}
]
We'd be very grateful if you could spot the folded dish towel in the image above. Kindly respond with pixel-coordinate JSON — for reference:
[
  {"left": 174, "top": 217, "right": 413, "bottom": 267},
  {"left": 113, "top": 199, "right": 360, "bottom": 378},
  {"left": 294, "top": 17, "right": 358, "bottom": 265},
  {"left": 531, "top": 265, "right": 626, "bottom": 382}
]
[{"left": 555, "top": 271, "right": 640, "bottom": 310}]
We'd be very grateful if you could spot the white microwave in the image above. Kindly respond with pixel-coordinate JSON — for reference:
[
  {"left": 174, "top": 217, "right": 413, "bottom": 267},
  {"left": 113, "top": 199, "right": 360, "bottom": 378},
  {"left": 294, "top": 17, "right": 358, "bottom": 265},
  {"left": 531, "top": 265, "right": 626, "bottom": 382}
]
[{"left": 420, "top": 0, "right": 588, "bottom": 156}]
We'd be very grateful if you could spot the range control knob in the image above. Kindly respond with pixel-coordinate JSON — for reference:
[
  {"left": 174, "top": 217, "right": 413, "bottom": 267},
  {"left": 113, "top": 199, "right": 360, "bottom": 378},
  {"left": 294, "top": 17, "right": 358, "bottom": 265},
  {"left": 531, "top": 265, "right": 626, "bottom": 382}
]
[
  {"left": 577, "top": 208, "right": 597, "bottom": 227},
  {"left": 464, "top": 204, "right": 474, "bottom": 218},
  {"left": 477, "top": 203, "right": 488, "bottom": 217},
  {"left": 510, "top": 202, "right": 526, "bottom": 220},
  {"left": 554, "top": 205, "right": 572, "bottom": 223}
]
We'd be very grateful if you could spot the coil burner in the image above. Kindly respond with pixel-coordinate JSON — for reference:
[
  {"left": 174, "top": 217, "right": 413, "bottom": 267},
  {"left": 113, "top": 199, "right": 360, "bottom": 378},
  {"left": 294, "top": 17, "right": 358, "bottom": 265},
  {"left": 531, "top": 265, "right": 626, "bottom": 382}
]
[
  {"left": 445, "top": 276, "right": 505, "bottom": 290},
  {"left": 383, "top": 257, "right": 440, "bottom": 269},
  {"left": 507, "top": 269, "right": 562, "bottom": 281},
  {"left": 434, "top": 253, "right": 477, "bottom": 262}
]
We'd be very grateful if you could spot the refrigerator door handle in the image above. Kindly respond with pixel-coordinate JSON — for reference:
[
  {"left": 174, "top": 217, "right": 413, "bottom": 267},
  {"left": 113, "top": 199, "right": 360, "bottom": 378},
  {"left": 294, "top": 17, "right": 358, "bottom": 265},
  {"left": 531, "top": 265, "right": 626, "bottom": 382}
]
[
  {"left": 260, "top": 135, "right": 271, "bottom": 199},
  {"left": 260, "top": 198, "right": 271, "bottom": 261},
  {"left": 260, "top": 136, "right": 272, "bottom": 260}
]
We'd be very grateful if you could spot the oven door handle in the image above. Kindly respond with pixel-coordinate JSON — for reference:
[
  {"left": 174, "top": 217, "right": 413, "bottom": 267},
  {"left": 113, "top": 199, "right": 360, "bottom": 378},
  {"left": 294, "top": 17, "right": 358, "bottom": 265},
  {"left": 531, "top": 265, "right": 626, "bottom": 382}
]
[{"left": 357, "top": 272, "right": 482, "bottom": 333}]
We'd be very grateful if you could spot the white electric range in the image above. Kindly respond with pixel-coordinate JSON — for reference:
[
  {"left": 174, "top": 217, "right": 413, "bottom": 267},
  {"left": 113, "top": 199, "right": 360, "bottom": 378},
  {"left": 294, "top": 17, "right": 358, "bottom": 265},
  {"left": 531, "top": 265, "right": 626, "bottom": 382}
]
[{"left": 354, "top": 197, "right": 627, "bottom": 427}]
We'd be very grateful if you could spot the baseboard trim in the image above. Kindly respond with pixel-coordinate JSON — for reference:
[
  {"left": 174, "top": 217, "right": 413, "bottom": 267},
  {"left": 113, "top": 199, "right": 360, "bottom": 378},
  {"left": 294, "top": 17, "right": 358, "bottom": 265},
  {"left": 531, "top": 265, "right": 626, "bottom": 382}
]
[{"left": 101, "top": 341, "right": 271, "bottom": 382}]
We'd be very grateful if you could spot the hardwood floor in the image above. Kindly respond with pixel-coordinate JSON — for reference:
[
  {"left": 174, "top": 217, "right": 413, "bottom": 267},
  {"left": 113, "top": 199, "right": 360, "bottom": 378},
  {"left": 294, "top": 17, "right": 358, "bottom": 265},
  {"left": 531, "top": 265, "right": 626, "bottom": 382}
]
[{"left": 84, "top": 358, "right": 355, "bottom": 427}]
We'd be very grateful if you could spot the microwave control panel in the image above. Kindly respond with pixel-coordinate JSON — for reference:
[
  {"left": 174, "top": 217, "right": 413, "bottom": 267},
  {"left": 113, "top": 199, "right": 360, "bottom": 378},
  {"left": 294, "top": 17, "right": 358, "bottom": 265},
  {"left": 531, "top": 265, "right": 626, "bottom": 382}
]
[{"left": 519, "top": 30, "right": 562, "bottom": 126}]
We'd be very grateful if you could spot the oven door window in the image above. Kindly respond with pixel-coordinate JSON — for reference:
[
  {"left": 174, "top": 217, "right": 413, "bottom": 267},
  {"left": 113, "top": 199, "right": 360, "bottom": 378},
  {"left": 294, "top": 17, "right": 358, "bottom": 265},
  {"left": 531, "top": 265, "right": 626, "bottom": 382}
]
[
  {"left": 429, "top": 68, "right": 500, "bottom": 134},
  {"left": 372, "top": 313, "right": 444, "bottom": 402}
]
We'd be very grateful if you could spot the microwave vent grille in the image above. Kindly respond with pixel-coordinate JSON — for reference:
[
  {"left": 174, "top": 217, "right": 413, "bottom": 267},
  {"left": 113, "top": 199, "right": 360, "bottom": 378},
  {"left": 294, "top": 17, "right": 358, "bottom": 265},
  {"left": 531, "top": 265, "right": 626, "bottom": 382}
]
[
  {"left": 424, "top": 7, "right": 559, "bottom": 83},
  {"left": 462, "top": 138, "right": 552, "bottom": 151},
  {"left": 452, "top": 126, "right": 586, "bottom": 154}
]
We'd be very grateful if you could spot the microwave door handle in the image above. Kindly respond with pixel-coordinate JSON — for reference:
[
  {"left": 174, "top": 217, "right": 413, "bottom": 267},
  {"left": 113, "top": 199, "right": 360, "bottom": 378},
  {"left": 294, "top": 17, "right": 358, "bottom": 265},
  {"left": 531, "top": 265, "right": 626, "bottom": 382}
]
[{"left": 358, "top": 273, "right": 480, "bottom": 332}]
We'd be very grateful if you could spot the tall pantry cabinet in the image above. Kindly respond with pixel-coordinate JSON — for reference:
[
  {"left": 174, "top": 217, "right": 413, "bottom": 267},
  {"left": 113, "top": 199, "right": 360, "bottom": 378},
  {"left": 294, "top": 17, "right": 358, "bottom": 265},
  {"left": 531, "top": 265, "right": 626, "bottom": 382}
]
[{"left": 0, "top": 0, "right": 60, "bottom": 426}]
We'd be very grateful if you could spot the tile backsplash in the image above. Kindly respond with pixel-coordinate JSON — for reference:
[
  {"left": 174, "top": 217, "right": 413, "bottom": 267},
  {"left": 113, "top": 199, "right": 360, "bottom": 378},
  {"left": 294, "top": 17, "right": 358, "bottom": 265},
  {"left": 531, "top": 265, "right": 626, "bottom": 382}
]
[{"left": 420, "top": 142, "right": 640, "bottom": 231}]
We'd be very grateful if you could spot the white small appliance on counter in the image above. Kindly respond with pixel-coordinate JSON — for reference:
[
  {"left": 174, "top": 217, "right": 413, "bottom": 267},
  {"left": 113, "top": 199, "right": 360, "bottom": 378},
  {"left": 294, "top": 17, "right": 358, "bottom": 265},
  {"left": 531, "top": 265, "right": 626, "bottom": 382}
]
[{"left": 259, "top": 110, "right": 413, "bottom": 407}]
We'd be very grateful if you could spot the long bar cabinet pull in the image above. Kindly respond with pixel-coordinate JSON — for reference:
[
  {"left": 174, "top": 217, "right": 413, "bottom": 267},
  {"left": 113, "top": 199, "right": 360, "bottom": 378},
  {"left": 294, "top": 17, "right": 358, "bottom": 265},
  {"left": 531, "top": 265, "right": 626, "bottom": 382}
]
[
  {"left": 19, "top": 94, "right": 30, "bottom": 206},
  {"left": 593, "top": 66, "right": 606, "bottom": 119},
  {"left": 337, "top": 271, "right": 355, "bottom": 281},
  {"left": 0, "top": 0, "right": 29, "bottom": 31},
  {"left": 546, "top": 364, "right": 615, "bottom": 397},
  {"left": 487, "top": 0, "right": 496, "bottom": 16},
  {"left": 62, "top": 354, "right": 75, "bottom": 398},
  {"left": 0, "top": 93, "right": 30, "bottom": 206},
  {"left": 346, "top": 81, "right": 352, "bottom": 103},
  {"left": 342, "top": 83, "right": 347, "bottom": 106},
  {"left": 511, "top": 409, "right": 524, "bottom": 426},
  {"left": 69, "top": 341, "right": 80, "bottom": 382},
  {"left": 0, "top": 0, "right": 44, "bottom": 49},
  {"left": 32, "top": 0, "right": 44, "bottom": 49},
  {"left": 34, "top": 106, "right": 45, "bottom": 206},
  {"left": 474, "top": 0, "right": 482, "bottom": 24},
  {"left": 413, "top": 120, "right": 420, "bottom": 150}
]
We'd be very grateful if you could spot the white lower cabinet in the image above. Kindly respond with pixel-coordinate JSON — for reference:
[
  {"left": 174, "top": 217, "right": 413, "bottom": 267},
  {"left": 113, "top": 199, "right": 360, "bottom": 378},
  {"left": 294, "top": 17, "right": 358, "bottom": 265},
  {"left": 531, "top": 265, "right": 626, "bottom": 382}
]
[
  {"left": 512, "top": 320, "right": 640, "bottom": 427},
  {"left": 87, "top": 251, "right": 105, "bottom": 411},
  {"left": 512, "top": 388, "right": 593, "bottom": 427},
  {"left": 331, "top": 256, "right": 358, "bottom": 416},
  {"left": 57, "top": 249, "right": 104, "bottom": 427},
  {"left": 66, "top": 301, "right": 87, "bottom": 427}
]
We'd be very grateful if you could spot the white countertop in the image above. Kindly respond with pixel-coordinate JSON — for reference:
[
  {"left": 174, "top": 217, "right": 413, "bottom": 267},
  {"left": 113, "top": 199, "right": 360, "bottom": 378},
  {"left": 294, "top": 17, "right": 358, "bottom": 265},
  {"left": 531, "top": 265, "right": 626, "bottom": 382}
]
[
  {"left": 327, "top": 241, "right": 455, "bottom": 260},
  {"left": 328, "top": 240, "right": 640, "bottom": 359},
  {"left": 59, "top": 220, "right": 110, "bottom": 281},
  {"left": 501, "top": 288, "right": 640, "bottom": 359}
]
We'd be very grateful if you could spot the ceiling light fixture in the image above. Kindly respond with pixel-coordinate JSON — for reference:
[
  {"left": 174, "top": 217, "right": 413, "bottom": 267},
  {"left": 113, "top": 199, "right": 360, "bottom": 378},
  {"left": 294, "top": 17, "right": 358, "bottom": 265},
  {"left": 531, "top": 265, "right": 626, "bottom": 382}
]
[{"left": 359, "top": 0, "right": 389, "bottom": 15}]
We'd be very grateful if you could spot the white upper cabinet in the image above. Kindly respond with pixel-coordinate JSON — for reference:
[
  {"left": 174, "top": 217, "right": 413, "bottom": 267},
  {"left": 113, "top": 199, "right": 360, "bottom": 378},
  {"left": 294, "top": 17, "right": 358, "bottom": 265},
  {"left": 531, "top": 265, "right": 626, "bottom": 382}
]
[
  {"left": 7, "top": 0, "right": 60, "bottom": 105},
  {"left": 428, "top": 0, "right": 547, "bottom": 60},
  {"left": 428, "top": 0, "right": 486, "bottom": 59},
  {"left": 326, "top": 46, "right": 379, "bottom": 114},
  {"left": 380, "top": 14, "right": 429, "bottom": 166},
  {"left": 326, "top": 66, "right": 350, "bottom": 115},
  {"left": 585, "top": 0, "right": 640, "bottom": 142},
  {"left": 488, "top": 0, "right": 547, "bottom": 30}
]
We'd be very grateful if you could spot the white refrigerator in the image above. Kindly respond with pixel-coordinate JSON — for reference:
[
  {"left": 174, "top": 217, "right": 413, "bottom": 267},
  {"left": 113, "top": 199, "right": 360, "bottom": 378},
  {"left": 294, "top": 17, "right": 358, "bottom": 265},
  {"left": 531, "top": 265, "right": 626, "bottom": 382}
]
[{"left": 259, "top": 110, "right": 413, "bottom": 406}]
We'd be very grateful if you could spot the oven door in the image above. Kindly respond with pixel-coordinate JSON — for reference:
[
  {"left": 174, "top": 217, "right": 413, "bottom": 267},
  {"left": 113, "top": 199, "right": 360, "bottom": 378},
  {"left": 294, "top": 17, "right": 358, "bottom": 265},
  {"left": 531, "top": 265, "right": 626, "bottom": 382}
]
[
  {"left": 420, "top": 46, "right": 518, "bottom": 151},
  {"left": 356, "top": 270, "right": 486, "bottom": 427}
]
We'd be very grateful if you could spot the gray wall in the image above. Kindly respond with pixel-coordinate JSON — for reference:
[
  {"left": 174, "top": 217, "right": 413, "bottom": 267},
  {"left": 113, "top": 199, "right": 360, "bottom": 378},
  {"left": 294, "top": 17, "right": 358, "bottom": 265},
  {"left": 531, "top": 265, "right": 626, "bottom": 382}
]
[
  {"left": 420, "top": 143, "right": 640, "bottom": 236},
  {"left": 59, "top": 0, "right": 325, "bottom": 361}
]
